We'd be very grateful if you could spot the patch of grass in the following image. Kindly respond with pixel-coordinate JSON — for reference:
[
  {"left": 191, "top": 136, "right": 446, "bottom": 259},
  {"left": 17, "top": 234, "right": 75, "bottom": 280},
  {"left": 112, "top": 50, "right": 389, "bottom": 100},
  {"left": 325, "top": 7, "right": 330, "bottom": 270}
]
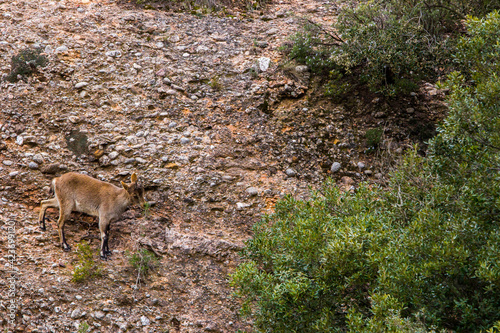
[
  {"left": 143, "top": 201, "right": 152, "bottom": 218},
  {"left": 71, "top": 241, "right": 102, "bottom": 283},
  {"left": 6, "top": 47, "right": 48, "bottom": 83},
  {"left": 209, "top": 75, "right": 223, "bottom": 91}
]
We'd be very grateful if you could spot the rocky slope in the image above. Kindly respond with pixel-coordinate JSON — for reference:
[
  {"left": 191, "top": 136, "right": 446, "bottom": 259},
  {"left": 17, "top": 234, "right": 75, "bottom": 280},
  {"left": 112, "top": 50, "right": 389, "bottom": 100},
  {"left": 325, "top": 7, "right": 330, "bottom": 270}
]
[{"left": 0, "top": 0, "right": 446, "bottom": 332}]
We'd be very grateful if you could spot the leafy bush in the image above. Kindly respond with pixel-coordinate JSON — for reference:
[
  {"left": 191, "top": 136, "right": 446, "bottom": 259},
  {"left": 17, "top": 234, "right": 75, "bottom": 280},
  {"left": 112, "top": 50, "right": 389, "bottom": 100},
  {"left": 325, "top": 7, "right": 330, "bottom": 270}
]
[
  {"left": 71, "top": 241, "right": 102, "bottom": 283},
  {"left": 285, "top": 0, "right": 500, "bottom": 96},
  {"left": 232, "top": 12, "right": 500, "bottom": 332},
  {"left": 127, "top": 248, "right": 158, "bottom": 278},
  {"left": 6, "top": 47, "right": 48, "bottom": 83}
]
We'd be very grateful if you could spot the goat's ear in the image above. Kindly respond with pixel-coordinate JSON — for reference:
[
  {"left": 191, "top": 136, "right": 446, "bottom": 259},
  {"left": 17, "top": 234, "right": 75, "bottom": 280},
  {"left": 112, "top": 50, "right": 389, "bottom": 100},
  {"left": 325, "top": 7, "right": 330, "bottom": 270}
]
[
  {"left": 131, "top": 173, "right": 138, "bottom": 183},
  {"left": 121, "top": 181, "right": 129, "bottom": 190}
]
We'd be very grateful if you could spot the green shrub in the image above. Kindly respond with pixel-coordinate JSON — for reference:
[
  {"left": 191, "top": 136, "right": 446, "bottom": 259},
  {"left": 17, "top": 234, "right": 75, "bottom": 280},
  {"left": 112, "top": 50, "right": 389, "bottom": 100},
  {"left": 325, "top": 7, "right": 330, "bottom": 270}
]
[
  {"left": 127, "top": 248, "right": 158, "bottom": 278},
  {"left": 6, "top": 47, "right": 48, "bottom": 83},
  {"left": 285, "top": 0, "right": 500, "bottom": 96},
  {"left": 71, "top": 241, "right": 102, "bottom": 283},
  {"left": 77, "top": 322, "right": 90, "bottom": 333},
  {"left": 365, "top": 127, "right": 384, "bottom": 151},
  {"left": 285, "top": 22, "right": 337, "bottom": 74},
  {"left": 232, "top": 12, "right": 500, "bottom": 332}
]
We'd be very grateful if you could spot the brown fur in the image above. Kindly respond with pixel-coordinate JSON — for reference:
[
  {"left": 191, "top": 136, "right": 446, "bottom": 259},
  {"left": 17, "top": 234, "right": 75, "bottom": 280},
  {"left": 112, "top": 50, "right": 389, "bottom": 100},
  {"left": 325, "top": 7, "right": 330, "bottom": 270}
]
[{"left": 38, "top": 172, "right": 145, "bottom": 259}]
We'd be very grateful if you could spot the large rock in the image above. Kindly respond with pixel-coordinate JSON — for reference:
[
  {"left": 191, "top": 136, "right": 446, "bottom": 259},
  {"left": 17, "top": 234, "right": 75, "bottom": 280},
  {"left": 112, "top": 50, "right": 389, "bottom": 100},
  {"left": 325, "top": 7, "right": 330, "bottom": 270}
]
[{"left": 163, "top": 230, "right": 243, "bottom": 257}]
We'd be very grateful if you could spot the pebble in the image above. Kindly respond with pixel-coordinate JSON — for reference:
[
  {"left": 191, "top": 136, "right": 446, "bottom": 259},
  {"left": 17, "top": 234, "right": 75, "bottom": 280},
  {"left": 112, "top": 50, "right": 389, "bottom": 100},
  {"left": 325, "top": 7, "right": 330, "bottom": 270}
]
[
  {"left": 236, "top": 202, "right": 251, "bottom": 210},
  {"left": 94, "top": 311, "right": 105, "bottom": 320},
  {"left": 16, "top": 136, "right": 23, "bottom": 145},
  {"left": 140, "top": 316, "right": 150, "bottom": 326},
  {"left": 246, "top": 187, "right": 258, "bottom": 196},
  {"left": 75, "top": 295, "right": 82, "bottom": 300},
  {"left": 180, "top": 138, "right": 191, "bottom": 145},
  {"left": 285, "top": 168, "right": 297, "bottom": 177},
  {"left": 136, "top": 157, "right": 147, "bottom": 164},
  {"left": 255, "top": 41, "right": 268, "bottom": 48},
  {"left": 364, "top": 170, "right": 373, "bottom": 175},
  {"left": 55, "top": 45, "right": 68, "bottom": 53},
  {"left": 357, "top": 162, "right": 365, "bottom": 169},
  {"left": 295, "top": 65, "right": 309, "bottom": 73},
  {"left": 330, "top": 162, "right": 341, "bottom": 173},
  {"left": 9, "top": 171, "right": 19, "bottom": 177},
  {"left": 3, "top": 160, "right": 14, "bottom": 166},
  {"left": 341, "top": 176, "right": 354, "bottom": 185},
  {"left": 108, "top": 151, "right": 119, "bottom": 160},
  {"left": 266, "top": 28, "right": 279, "bottom": 35},
  {"left": 28, "top": 161, "right": 39, "bottom": 169},
  {"left": 105, "top": 50, "right": 122, "bottom": 58},
  {"left": 75, "top": 82, "right": 88, "bottom": 89},
  {"left": 70, "top": 308, "right": 83, "bottom": 319}
]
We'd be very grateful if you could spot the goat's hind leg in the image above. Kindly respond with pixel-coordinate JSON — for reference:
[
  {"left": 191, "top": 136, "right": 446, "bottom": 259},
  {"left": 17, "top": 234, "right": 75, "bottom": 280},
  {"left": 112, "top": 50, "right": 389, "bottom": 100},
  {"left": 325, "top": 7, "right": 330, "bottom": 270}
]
[
  {"left": 57, "top": 202, "right": 72, "bottom": 252},
  {"left": 38, "top": 198, "right": 59, "bottom": 231}
]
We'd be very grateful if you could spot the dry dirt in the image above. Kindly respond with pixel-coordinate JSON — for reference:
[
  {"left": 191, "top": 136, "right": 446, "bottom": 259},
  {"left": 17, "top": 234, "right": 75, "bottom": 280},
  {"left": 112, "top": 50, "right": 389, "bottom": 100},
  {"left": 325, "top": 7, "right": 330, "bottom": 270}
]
[{"left": 0, "top": 0, "right": 447, "bottom": 332}]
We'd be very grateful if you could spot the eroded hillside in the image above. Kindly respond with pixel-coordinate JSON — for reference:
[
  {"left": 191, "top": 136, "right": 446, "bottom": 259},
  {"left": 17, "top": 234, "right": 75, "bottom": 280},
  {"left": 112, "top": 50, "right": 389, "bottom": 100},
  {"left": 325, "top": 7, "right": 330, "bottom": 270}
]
[{"left": 0, "top": 0, "right": 446, "bottom": 331}]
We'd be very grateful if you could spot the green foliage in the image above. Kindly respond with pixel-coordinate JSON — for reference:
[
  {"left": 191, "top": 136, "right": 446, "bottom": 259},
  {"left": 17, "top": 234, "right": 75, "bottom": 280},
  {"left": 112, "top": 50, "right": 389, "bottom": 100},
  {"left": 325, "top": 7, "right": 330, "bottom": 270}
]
[
  {"left": 232, "top": 12, "right": 500, "bottom": 333},
  {"left": 127, "top": 248, "right": 158, "bottom": 277},
  {"left": 143, "top": 201, "right": 152, "bottom": 218},
  {"left": 286, "top": 0, "right": 500, "bottom": 96},
  {"left": 77, "top": 322, "right": 90, "bottom": 333},
  {"left": 285, "top": 23, "right": 336, "bottom": 74},
  {"left": 365, "top": 127, "right": 384, "bottom": 151},
  {"left": 6, "top": 47, "right": 48, "bottom": 83},
  {"left": 71, "top": 241, "right": 102, "bottom": 283},
  {"left": 209, "top": 75, "right": 223, "bottom": 91}
]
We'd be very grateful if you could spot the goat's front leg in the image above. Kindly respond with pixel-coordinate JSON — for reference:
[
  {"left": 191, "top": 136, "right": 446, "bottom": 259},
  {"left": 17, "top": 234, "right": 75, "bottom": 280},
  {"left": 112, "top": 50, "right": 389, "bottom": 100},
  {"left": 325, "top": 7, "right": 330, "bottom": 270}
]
[{"left": 99, "top": 218, "right": 111, "bottom": 260}]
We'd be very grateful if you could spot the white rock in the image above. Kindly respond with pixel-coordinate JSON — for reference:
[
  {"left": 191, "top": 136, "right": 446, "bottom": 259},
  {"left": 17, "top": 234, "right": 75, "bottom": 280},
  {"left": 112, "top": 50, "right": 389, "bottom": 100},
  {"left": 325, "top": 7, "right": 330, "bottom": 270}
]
[
  {"left": 257, "top": 57, "right": 271, "bottom": 72},
  {"left": 330, "top": 162, "right": 341, "bottom": 173},
  {"left": 55, "top": 45, "right": 68, "bottom": 53},
  {"left": 94, "top": 311, "right": 105, "bottom": 320},
  {"left": 105, "top": 50, "right": 122, "bottom": 58},
  {"left": 16, "top": 136, "right": 23, "bottom": 145},
  {"left": 70, "top": 308, "right": 83, "bottom": 319},
  {"left": 236, "top": 202, "right": 251, "bottom": 210},
  {"left": 140, "top": 316, "right": 150, "bottom": 326},
  {"left": 246, "top": 187, "right": 259, "bottom": 196},
  {"left": 75, "top": 82, "right": 88, "bottom": 89},
  {"left": 108, "top": 151, "right": 119, "bottom": 160}
]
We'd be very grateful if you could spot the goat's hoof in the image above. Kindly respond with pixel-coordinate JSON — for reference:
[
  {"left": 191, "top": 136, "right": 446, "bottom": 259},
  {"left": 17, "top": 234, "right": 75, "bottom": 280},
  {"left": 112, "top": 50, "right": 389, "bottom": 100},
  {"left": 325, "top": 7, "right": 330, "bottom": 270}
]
[
  {"left": 104, "top": 250, "right": 112, "bottom": 256},
  {"left": 62, "top": 245, "right": 71, "bottom": 252},
  {"left": 40, "top": 225, "right": 46, "bottom": 231},
  {"left": 100, "top": 254, "right": 109, "bottom": 261}
]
